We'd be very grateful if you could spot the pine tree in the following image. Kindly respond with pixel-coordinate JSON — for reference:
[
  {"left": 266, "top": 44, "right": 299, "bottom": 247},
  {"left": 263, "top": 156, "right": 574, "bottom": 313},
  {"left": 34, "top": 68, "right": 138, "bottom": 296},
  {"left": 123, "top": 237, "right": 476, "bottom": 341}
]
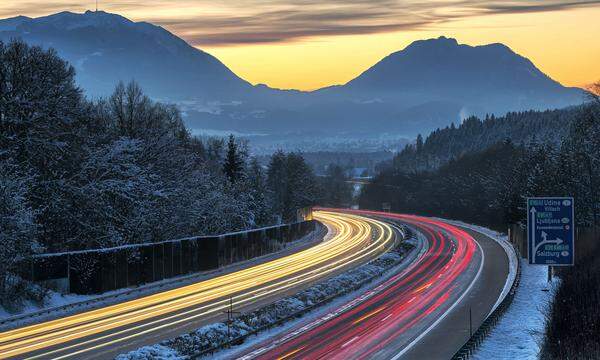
[
  {"left": 416, "top": 134, "right": 424, "bottom": 152},
  {"left": 223, "top": 134, "right": 244, "bottom": 183}
]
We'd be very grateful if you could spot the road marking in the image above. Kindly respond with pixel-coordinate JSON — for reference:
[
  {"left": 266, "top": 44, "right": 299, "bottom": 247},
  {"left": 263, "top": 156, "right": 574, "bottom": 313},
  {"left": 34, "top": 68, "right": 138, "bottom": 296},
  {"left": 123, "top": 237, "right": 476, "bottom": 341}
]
[{"left": 341, "top": 336, "right": 360, "bottom": 348}]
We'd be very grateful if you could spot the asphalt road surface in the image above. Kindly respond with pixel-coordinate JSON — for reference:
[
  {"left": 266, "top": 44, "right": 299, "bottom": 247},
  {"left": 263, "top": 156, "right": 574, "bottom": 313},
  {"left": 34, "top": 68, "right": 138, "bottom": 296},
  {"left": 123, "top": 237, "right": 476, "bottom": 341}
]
[
  {"left": 237, "top": 209, "right": 509, "bottom": 360},
  {"left": 0, "top": 211, "right": 397, "bottom": 360}
]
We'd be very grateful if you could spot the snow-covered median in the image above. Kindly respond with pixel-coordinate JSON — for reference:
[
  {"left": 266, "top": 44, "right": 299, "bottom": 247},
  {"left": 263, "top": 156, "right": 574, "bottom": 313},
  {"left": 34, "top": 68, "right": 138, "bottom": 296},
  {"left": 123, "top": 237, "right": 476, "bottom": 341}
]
[
  {"left": 116, "top": 345, "right": 184, "bottom": 360},
  {"left": 116, "top": 241, "right": 416, "bottom": 360}
]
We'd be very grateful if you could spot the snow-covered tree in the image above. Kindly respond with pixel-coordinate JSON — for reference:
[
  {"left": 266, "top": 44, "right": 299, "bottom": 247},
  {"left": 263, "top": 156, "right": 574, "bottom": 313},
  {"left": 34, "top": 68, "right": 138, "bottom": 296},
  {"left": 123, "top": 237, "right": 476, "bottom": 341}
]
[
  {"left": 0, "top": 40, "right": 87, "bottom": 251},
  {"left": 0, "top": 162, "right": 42, "bottom": 310},
  {"left": 558, "top": 92, "right": 600, "bottom": 226},
  {"left": 0, "top": 39, "right": 313, "bottom": 306}
]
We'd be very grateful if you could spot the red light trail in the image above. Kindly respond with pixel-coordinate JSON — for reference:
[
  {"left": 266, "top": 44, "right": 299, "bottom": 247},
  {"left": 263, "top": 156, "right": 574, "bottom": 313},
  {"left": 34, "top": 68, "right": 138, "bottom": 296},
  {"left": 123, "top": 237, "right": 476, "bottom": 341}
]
[{"left": 239, "top": 210, "right": 480, "bottom": 360}]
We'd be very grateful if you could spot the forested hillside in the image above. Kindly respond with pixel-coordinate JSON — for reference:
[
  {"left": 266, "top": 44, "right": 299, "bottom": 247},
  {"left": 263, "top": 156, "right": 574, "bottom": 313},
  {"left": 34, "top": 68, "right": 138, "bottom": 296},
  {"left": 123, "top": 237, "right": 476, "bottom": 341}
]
[
  {"left": 0, "top": 40, "right": 319, "bottom": 310},
  {"left": 362, "top": 97, "right": 599, "bottom": 228},
  {"left": 389, "top": 109, "right": 579, "bottom": 173}
]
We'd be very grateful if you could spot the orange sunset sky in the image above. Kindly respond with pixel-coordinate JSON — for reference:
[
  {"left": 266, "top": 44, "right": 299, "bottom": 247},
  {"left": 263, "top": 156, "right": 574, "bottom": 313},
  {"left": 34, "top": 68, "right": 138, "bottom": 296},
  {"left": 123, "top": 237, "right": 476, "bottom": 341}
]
[{"left": 1, "top": 1, "right": 599, "bottom": 91}]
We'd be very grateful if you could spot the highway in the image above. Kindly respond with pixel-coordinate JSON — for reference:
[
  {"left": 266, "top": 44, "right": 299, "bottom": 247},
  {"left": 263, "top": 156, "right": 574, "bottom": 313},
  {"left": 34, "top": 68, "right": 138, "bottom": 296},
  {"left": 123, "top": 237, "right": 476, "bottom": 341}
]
[
  {"left": 0, "top": 211, "right": 397, "bottom": 360},
  {"left": 237, "top": 210, "right": 509, "bottom": 360}
]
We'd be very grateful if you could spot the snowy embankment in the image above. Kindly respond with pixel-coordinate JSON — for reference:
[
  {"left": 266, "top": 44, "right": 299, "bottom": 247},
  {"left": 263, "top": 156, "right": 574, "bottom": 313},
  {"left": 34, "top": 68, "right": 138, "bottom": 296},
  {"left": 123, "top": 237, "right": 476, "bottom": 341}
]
[
  {"left": 117, "top": 239, "right": 418, "bottom": 360},
  {"left": 0, "top": 292, "right": 92, "bottom": 321},
  {"left": 473, "top": 261, "right": 557, "bottom": 359},
  {"left": 443, "top": 220, "right": 556, "bottom": 360}
]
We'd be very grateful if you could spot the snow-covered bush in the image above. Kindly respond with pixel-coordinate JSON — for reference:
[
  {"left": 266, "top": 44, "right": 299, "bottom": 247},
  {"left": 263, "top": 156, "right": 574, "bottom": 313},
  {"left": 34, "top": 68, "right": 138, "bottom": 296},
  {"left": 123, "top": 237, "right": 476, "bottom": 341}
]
[{"left": 114, "top": 344, "right": 183, "bottom": 360}]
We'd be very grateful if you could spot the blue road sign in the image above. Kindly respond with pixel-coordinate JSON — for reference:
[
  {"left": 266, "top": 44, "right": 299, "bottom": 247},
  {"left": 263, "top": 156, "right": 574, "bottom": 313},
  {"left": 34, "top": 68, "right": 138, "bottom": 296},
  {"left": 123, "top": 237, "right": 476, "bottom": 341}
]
[{"left": 527, "top": 197, "right": 574, "bottom": 266}]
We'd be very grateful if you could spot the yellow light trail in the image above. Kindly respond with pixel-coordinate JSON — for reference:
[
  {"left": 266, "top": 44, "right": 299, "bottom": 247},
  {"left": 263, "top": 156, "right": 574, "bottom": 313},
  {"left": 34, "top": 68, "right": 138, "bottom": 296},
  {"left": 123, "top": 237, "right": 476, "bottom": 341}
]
[
  {"left": 352, "top": 305, "right": 387, "bottom": 325},
  {"left": 0, "top": 210, "right": 396, "bottom": 359},
  {"left": 277, "top": 345, "right": 306, "bottom": 360}
]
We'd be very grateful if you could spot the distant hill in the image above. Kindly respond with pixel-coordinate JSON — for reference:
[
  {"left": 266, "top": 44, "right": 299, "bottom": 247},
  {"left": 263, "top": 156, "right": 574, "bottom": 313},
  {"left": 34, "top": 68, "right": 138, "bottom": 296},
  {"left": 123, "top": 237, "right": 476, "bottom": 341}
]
[
  {"left": 387, "top": 107, "right": 580, "bottom": 173},
  {"left": 0, "top": 12, "right": 587, "bottom": 140}
]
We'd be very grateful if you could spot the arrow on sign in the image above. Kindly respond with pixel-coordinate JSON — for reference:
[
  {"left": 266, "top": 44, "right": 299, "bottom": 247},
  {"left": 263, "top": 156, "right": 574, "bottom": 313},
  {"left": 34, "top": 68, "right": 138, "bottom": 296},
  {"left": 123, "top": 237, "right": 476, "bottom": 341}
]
[
  {"left": 530, "top": 206, "right": 537, "bottom": 262},
  {"left": 541, "top": 231, "right": 563, "bottom": 245},
  {"left": 534, "top": 231, "right": 564, "bottom": 263}
]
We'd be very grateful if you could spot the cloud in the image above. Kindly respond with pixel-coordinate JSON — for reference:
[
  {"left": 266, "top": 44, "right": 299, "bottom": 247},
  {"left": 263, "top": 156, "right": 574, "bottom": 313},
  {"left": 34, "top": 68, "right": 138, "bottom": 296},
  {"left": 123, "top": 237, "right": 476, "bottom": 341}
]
[{"left": 1, "top": 0, "right": 599, "bottom": 46}]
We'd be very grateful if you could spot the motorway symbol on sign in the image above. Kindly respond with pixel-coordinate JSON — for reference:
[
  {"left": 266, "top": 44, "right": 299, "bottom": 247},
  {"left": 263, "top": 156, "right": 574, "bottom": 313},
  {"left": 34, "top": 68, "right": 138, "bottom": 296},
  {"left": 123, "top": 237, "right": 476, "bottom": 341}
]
[{"left": 527, "top": 197, "right": 574, "bottom": 266}]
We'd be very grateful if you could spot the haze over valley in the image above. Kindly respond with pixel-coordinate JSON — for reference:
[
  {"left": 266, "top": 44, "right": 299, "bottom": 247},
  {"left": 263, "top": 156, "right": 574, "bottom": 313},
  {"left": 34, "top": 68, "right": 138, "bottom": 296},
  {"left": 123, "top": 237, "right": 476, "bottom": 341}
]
[{"left": 0, "top": 10, "right": 587, "bottom": 152}]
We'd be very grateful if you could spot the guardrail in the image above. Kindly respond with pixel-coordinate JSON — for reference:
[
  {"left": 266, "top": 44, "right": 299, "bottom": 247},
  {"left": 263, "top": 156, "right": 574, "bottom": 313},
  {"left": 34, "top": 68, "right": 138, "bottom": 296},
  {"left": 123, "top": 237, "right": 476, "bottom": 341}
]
[
  {"left": 0, "top": 222, "right": 326, "bottom": 331},
  {"left": 451, "top": 245, "right": 522, "bottom": 360},
  {"left": 19, "top": 220, "right": 317, "bottom": 295}
]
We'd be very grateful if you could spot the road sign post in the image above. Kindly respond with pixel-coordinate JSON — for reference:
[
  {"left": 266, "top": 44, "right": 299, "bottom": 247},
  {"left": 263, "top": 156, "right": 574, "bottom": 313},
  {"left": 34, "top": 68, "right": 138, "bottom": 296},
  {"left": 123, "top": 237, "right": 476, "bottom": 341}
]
[
  {"left": 527, "top": 197, "right": 574, "bottom": 266},
  {"left": 382, "top": 202, "right": 391, "bottom": 212},
  {"left": 223, "top": 297, "right": 240, "bottom": 340}
]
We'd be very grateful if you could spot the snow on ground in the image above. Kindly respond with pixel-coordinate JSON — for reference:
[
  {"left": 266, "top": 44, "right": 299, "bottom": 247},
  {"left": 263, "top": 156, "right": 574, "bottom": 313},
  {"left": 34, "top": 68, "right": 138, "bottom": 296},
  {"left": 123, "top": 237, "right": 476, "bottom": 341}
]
[
  {"left": 114, "top": 344, "right": 184, "bottom": 360},
  {"left": 436, "top": 218, "right": 555, "bottom": 359},
  {"left": 0, "top": 291, "right": 92, "bottom": 320},
  {"left": 473, "top": 260, "right": 557, "bottom": 359}
]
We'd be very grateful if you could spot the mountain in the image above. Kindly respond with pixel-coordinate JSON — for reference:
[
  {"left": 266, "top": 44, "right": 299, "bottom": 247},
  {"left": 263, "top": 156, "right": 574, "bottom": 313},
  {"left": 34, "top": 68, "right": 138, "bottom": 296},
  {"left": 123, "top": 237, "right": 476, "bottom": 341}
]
[
  {"left": 0, "top": 11, "right": 251, "bottom": 100},
  {"left": 338, "top": 36, "right": 583, "bottom": 116},
  {"left": 0, "top": 12, "right": 586, "bottom": 141}
]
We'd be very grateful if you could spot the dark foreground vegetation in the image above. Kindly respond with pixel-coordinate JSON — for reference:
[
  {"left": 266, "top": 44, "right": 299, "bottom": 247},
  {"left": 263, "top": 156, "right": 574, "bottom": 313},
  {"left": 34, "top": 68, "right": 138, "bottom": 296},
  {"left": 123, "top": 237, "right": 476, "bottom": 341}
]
[
  {"left": 0, "top": 40, "right": 325, "bottom": 310},
  {"left": 541, "top": 227, "right": 600, "bottom": 359},
  {"left": 361, "top": 84, "right": 600, "bottom": 358}
]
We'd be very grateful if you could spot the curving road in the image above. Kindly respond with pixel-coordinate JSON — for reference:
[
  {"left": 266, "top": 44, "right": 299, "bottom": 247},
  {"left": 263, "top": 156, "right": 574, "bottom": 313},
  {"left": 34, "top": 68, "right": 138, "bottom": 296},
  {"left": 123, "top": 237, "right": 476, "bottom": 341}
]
[
  {"left": 0, "top": 211, "right": 397, "bottom": 360},
  {"left": 238, "top": 209, "right": 509, "bottom": 360}
]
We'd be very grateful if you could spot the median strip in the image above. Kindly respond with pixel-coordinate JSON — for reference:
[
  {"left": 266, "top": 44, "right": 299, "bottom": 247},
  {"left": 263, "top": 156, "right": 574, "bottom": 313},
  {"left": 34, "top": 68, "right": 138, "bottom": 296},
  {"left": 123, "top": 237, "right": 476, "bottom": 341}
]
[{"left": 116, "top": 228, "right": 417, "bottom": 360}]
